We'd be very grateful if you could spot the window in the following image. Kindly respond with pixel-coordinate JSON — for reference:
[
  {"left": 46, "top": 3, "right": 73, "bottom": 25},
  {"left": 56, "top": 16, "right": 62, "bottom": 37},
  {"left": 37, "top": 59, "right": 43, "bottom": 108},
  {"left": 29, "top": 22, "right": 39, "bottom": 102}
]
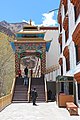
[
  {"left": 65, "top": 30, "right": 69, "bottom": 42},
  {"left": 75, "top": 42, "right": 80, "bottom": 64},
  {"left": 60, "top": 44, "right": 62, "bottom": 53},
  {"left": 74, "top": 6, "right": 77, "bottom": 22},
  {"left": 60, "top": 24, "right": 62, "bottom": 32},
  {"left": 78, "top": 84, "right": 80, "bottom": 100},
  {"left": 63, "top": 46, "right": 70, "bottom": 71},
  {"left": 74, "top": 0, "right": 80, "bottom": 22},
  {"left": 63, "top": 14, "right": 69, "bottom": 42},
  {"left": 61, "top": 65, "right": 63, "bottom": 75},
  {"left": 66, "top": 55, "right": 70, "bottom": 71},
  {"left": 63, "top": 0, "right": 68, "bottom": 15},
  {"left": 59, "top": 58, "right": 63, "bottom": 75},
  {"left": 64, "top": 3, "right": 68, "bottom": 15},
  {"left": 58, "top": 34, "right": 62, "bottom": 53}
]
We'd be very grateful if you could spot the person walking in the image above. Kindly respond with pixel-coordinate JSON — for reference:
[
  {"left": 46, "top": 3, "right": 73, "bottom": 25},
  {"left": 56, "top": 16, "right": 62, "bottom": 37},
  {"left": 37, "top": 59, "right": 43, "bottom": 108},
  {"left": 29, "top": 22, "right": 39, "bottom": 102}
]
[
  {"left": 18, "top": 69, "right": 22, "bottom": 78},
  {"left": 31, "top": 88, "right": 38, "bottom": 105},
  {"left": 23, "top": 75, "right": 28, "bottom": 87},
  {"left": 24, "top": 66, "right": 28, "bottom": 77}
]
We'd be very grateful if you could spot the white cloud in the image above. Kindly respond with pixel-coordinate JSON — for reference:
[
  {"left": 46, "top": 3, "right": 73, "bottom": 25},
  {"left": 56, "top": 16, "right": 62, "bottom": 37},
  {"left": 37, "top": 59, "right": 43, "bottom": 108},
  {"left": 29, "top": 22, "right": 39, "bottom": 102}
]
[
  {"left": 41, "top": 11, "right": 57, "bottom": 26},
  {"left": 22, "top": 19, "right": 28, "bottom": 23},
  {"left": 22, "top": 11, "right": 57, "bottom": 27}
]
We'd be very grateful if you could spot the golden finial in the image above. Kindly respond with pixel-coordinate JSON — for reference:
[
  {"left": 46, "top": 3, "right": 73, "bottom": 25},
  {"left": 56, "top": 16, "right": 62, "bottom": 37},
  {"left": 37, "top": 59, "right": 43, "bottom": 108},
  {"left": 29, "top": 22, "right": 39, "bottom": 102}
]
[{"left": 30, "top": 19, "right": 32, "bottom": 25}]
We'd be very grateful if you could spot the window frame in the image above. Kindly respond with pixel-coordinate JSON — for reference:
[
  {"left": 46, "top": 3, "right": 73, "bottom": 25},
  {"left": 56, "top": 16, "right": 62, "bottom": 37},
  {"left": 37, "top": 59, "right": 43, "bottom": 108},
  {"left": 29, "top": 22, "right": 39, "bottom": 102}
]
[{"left": 66, "top": 55, "right": 70, "bottom": 71}]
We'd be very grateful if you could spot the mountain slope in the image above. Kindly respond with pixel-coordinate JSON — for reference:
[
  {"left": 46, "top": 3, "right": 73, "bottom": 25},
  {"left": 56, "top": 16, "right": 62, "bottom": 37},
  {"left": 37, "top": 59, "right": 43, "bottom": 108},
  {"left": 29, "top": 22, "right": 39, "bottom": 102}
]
[
  {"left": 0, "top": 20, "right": 28, "bottom": 37},
  {"left": 0, "top": 24, "right": 15, "bottom": 37}
]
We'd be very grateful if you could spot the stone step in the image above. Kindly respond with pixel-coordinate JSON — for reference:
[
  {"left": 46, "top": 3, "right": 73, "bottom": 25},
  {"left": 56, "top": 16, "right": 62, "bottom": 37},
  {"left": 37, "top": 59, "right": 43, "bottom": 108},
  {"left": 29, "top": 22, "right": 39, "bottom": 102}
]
[
  {"left": 14, "top": 89, "right": 27, "bottom": 91},
  {"left": 12, "top": 101, "right": 28, "bottom": 103},
  {"left": 13, "top": 95, "right": 28, "bottom": 100}
]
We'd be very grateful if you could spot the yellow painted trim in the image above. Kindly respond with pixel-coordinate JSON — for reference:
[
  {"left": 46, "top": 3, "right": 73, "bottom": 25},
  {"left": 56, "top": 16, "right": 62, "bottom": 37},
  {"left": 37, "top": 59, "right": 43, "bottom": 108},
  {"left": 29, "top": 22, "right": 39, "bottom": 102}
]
[
  {"left": 16, "top": 31, "right": 46, "bottom": 34},
  {"left": 16, "top": 38, "right": 46, "bottom": 42}
]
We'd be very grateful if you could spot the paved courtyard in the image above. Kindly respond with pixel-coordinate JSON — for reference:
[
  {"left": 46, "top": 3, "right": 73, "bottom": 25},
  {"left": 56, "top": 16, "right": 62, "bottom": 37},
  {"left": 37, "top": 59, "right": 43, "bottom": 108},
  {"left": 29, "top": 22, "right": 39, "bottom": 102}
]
[{"left": 0, "top": 102, "right": 80, "bottom": 120}]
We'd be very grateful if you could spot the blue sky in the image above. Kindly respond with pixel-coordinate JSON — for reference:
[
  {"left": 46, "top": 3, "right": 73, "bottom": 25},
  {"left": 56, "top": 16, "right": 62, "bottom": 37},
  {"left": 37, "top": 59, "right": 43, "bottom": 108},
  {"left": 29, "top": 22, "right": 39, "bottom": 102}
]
[{"left": 0, "top": 0, "right": 60, "bottom": 26}]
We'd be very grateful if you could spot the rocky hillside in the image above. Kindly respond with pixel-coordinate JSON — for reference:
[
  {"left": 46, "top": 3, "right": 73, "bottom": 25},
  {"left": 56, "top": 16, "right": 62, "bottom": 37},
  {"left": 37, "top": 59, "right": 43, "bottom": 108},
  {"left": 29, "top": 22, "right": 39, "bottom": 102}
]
[
  {"left": 0, "top": 24, "right": 15, "bottom": 37},
  {"left": 0, "top": 20, "right": 28, "bottom": 37}
]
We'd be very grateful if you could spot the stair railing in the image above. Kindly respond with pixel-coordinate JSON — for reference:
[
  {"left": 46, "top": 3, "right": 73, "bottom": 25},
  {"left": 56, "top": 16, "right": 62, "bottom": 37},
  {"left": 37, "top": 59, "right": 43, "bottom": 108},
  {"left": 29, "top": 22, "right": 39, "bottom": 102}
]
[
  {"left": 27, "top": 70, "right": 31, "bottom": 102},
  {"left": 45, "top": 64, "right": 59, "bottom": 74}
]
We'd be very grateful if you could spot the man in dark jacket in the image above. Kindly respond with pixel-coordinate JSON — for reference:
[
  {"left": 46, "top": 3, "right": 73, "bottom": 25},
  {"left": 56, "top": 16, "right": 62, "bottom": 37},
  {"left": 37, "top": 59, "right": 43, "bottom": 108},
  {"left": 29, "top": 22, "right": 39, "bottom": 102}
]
[
  {"left": 31, "top": 88, "right": 38, "bottom": 105},
  {"left": 24, "top": 66, "right": 28, "bottom": 77}
]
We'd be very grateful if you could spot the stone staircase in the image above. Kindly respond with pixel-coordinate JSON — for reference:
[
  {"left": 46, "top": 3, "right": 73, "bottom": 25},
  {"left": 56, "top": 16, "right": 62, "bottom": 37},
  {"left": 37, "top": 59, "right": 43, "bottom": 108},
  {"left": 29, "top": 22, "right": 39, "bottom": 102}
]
[
  {"left": 12, "top": 77, "right": 28, "bottom": 103},
  {"left": 31, "top": 77, "right": 45, "bottom": 102}
]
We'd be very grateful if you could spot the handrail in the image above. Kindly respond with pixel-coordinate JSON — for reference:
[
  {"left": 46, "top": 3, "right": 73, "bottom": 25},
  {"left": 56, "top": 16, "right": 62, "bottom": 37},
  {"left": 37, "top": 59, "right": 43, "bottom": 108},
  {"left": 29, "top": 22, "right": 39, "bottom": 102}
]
[
  {"left": 27, "top": 70, "right": 31, "bottom": 102},
  {"left": 44, "top": 78, "right": 48, "bottom": 102},
  {"left": 27, "top": 77, "right": 31, "bottom": 102},
  {"left": 0, "top": 78, "right": 16, "bottom": 111},
  {"left": 45, "top": 64, "right": 59, "bottom": 74},
  {"left": 10, "top": 78, "right": 16, "bottom": 98}
]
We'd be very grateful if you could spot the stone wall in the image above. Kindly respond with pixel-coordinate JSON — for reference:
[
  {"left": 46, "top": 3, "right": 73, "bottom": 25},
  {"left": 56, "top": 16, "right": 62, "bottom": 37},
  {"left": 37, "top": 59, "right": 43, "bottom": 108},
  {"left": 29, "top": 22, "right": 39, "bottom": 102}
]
[{"left": 0, "top": 32, "right": 15, "bottom": 97}]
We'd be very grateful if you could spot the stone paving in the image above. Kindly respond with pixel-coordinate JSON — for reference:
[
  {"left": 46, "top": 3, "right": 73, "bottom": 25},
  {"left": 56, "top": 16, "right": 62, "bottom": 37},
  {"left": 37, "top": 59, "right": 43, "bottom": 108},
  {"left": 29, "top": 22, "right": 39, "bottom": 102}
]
[{"left": 0, "top": 102, "right": 80, "bottom": 120}]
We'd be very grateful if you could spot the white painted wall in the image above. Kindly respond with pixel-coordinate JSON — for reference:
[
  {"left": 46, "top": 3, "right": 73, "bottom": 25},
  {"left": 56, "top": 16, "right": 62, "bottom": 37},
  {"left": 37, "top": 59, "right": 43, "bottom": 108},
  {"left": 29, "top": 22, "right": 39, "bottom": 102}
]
[{"left": 44, "top": 30, "right": 59, "bottom": 68}]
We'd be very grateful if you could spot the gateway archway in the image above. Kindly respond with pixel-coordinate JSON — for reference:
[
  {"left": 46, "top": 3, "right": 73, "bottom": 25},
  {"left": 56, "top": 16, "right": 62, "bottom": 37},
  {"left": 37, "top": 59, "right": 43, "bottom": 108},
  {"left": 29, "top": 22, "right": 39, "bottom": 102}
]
[{"left": 15, "top": 42, "right": 46, "bottom": 77}]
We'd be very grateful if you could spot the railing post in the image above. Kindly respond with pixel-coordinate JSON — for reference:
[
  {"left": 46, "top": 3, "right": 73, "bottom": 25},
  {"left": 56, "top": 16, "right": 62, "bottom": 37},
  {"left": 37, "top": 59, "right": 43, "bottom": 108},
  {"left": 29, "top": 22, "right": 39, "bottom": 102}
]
[
  {"left": 44, "top": 78, "right": 48, "bottom": 102},
  {"left": 28, "top": 70, "right": 32, "bottom": 102},
  {"left": 28, "top": 70, "right": 31, "bottom": 102}
]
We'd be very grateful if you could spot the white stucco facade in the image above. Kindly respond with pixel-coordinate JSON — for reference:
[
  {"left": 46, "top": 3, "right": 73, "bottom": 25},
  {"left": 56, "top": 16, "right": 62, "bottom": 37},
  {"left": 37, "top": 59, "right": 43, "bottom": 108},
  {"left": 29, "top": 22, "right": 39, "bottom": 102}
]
[
  {"left": 43, "top": 29, "right": 59, "bottom": 81},
  {"left": 44, "top": 30, "right": 59, "bottom": 68}
]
